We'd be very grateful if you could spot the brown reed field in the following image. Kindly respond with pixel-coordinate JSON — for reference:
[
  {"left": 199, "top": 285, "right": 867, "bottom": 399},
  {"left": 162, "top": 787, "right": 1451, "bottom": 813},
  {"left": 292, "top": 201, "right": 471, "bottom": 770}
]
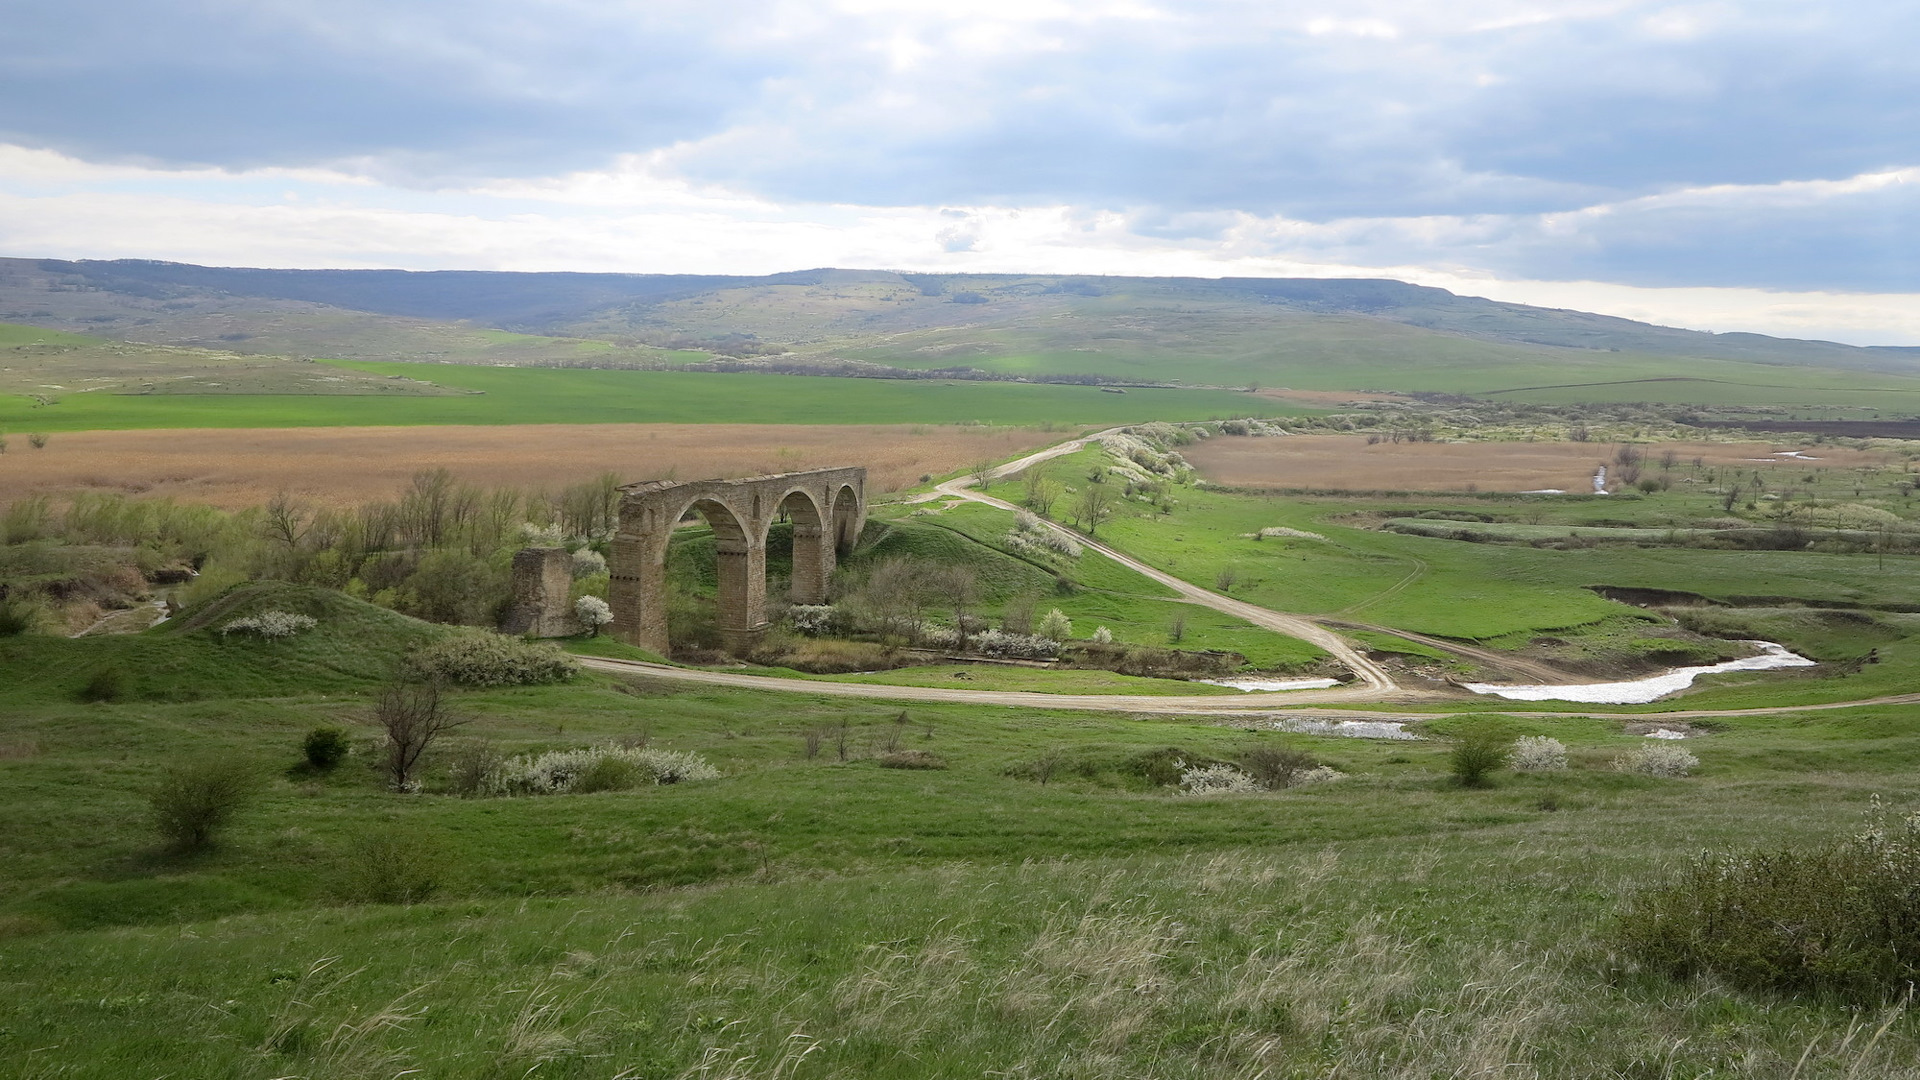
[{"left": 0, "top": 422, "right": 1057, "bottom": 508}]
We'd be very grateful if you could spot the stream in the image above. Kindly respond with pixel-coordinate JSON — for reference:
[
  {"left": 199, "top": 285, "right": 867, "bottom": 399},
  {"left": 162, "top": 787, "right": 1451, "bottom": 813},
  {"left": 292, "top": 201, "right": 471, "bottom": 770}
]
[{"left": 1462, "top": 641, "right": 1815, "bottom": 704}]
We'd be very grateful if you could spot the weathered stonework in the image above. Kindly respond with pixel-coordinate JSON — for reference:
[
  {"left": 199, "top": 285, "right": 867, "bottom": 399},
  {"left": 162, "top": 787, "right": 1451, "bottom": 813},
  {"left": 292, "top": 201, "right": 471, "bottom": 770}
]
[
  {"left": 609, "top": 467, "right": 866, "bottom": 656},
  {"left": 499, "top": 547, "right": 578, "bottom": 637}
]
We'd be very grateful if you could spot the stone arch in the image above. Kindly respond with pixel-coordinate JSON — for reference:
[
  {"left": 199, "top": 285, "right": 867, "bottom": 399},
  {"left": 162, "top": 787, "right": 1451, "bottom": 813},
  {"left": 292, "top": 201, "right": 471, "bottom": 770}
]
[
  {"left": 773, "top": 487, "right": 833, "bottom": 606},
  {"left": 608, "top": 467, "right": 865, "bottom": 657},
  {"left": 831, "top": 484, "right": 861, "bottom": 557}
]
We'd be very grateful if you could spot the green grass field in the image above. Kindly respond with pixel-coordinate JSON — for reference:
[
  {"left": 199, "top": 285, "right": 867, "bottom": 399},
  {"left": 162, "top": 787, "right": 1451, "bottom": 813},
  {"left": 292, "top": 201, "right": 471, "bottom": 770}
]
[
  {"left": 9, "top": 584, "right": 1920, "bottom": 1077},
  {"left": 0, "top": 361, "right": 1301, "bottom": 431}
]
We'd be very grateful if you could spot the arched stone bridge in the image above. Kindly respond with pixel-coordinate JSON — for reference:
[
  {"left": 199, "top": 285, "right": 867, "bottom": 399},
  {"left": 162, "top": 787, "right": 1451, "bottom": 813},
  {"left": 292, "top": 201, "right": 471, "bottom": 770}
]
[{"left": 609, "top": 467, "right": 866, "bottom": 655}]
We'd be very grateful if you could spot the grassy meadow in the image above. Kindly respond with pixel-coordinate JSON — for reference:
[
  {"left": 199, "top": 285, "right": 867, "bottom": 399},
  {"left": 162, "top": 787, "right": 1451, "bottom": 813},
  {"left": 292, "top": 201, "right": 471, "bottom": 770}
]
[
  {"left": 8, "top": 583, "right": 1920, "bottom": 1077},
  {"left": 0, "top": 360, "right": 1299, "bottom": 432}
]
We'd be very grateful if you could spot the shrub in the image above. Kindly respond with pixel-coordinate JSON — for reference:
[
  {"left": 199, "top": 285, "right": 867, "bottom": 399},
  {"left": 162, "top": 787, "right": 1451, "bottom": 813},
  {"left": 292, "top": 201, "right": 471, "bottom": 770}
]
[
  {"left": 150, "top": 758, "right": 256, "bottom": 851},
  {"left": 405, "top": 632, "right": 578, "bottom": 687},
  {"left": 1178, "top": 762, "right": 1261, "bottom": 795},
  {"left": 788, "top": 604, "right": 840, "bottom": 636},
  {"left": 878, "top": 749, "right": 947, "bottom": 770},
  {"left": 1092, "top": 625, "right": 1112, "bottom": 644},
  {"left": 77, "top": 668, "right": 126, "bottom": 703},
  {"left": 1037, "top": 609, "right": 1073, "bottom": 642},
  {"left": 335, "top": 831, "right": 445, "bottom": 905},
  {"left": 1510, "top": 736, "right": 1568, "bottom": 772},
  {"left": 302, "top": 726, "right": 352, "bottom": 770},
  {"left": 445, "top": 739, "right": 505, "bottom": 796},
  {"left": 0, "top": 596, "right": 38, "bottom": 636},
  {"left": 486, "top": 744, "right": 720, "bottom": 795},
  {"left": 570, "top": 548, "right": 607, "bottom": 578},
  {"left": 1614, "top": 743, "right": 1699, "bottom": 777},
  {"left": 1448, "top": 720, "right": 1510, "bottom": 787},
  {"left": 1240, "top": 746, "right": 1319, "bottom": 789},
  {"left": 574, "top": 595, "right": 613, "bottom": 635},
  {"left": 219, "top": 610, "right": 318, "bottom": 639},
  {"left": 972, "top": 629, "right": 1060, "bottom": 660},
  {"left": 1615, "top": 802, "right": 1920, "bottom": 999}
]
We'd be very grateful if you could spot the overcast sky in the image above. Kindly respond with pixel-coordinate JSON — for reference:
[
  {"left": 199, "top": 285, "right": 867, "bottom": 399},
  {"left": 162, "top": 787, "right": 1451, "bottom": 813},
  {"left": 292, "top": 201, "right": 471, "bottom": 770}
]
[{"left": 3, "top": 0, "right": 1916, "bottom": 342}]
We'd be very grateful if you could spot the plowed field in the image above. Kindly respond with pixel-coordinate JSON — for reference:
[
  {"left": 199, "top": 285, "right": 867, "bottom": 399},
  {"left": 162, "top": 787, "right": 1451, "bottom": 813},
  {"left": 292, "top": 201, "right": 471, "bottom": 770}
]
[
  {"left": 1183, "top": 435, "right": 1893, "bottom": 492},
  {"left": 1, "top": 423, "right": 1056, "bottom": 508}
]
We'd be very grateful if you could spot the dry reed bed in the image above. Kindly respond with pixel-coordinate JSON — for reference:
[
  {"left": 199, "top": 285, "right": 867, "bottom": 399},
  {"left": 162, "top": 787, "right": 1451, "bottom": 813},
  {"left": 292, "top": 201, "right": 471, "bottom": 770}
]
[
  {"left": 0, "top": 423, "right": 1058, "bottom": 509},
  {"left": 1184, "top": 435, "right": 1895, "bottom": 493}
]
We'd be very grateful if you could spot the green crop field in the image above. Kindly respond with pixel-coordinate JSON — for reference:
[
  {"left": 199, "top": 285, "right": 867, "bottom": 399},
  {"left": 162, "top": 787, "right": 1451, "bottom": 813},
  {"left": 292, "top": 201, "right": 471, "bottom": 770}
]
[
  {"left": 9, "top": 583, "right": 1920, "bottom": 1077},
  {"left": 0, "top": 361, "right": 1302, "bottom": 432}
]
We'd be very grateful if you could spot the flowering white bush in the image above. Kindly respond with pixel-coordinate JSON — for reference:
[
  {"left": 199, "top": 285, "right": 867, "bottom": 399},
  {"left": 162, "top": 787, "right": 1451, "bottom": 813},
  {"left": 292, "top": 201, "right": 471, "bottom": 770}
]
[
  {"left": 1178, "top": 762, "right": 1261, "bottom": 795},
  {"left": 219, "top": 610, "right": 318, "bottom": 639},
  {"left": 1092, "top": 625, "right": 1113, "bottom": 644},
  {"left": 487, "top": 744, "right": 720, "bottom": 796},
  {"left": 1614, "top": 743, "right": 1699, "bottom": 777},
  {"left": 972, "top": 629, "right": 1060, "bottom": 659},
  {"left": 574, "top": 595, "right": 613, "bottom": 635},
  {"left": 1290, "top": 765, "right": 1346, "bottom": 786},
  {"left": 1005, "top": 513, "right": 1082, "bottom": 560},
  {"left": 788, "top": 604, "right": 839, "bottom": 635},
  {"left": 570, "top": 548, "right": 607, "bottom": 578},
  {"left": 406, "top": 632, "right": 578, "bottom": 687},
  {"left": 1510, "top": 736, "right": 1569, "bottom": 772},
  {"left": 520, "top": 522, "right": 566, "bottom": 546},
  {"left": 1037, "top": 609, "right": 1073, "bottom": 642}
]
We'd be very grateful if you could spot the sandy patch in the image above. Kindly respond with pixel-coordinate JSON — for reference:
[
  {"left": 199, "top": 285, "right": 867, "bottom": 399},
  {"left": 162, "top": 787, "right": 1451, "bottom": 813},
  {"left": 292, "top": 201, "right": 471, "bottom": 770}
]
[
  {"left": 1185, "top": 435, "right": 1894, "bottom": 492},
  {"left": 1, "top": 423, "right": 1058, "bottom": 509}
]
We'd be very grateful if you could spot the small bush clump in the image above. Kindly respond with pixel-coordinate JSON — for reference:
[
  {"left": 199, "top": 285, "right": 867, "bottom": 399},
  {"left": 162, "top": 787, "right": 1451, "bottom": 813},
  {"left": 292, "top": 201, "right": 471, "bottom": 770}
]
[
  {"left": 1510, "top": 736, "right": 1568, "bottom": 772},
  {"left": 486, "top": 744, "right": 719, "bottom": 795},
  {"left": 878, "top": 749, "right": 947, "bottom": 770},
  {"left": 1614, "top": 743, "right": 1699, "bottom": 777},
  {"left": 77, "top": 668, "right": 126, "bottom": 703},
  {"left": 219, "top": 610, "right": 318, "bottom": 639},
  {"left": 788, "top": 604, "right": 841, "bottom": 636},
  {"left": 405, "top": 632, "right": 578, "bottom": 687},
  {"left": 302, "top": 726, "right": 352, "bottom": 770},
  {"left": 150, "top": 758, "right": 256, "bottom": 852},
  {"left": 1616, "top": 802, "right": 1920, "bottom": 999},
  {"left": 335, "top": 831, "right": 446, "bottom": 905},
  {"left": 1240, "top": 746, "right": 1318, "bottom": 789},
  {"left": 1178, "top": 762, "right": 1262, "bottom": 795},
  {"left": 972, "top": 629, "right": 1060, "bottom": 659},
  {"left": 1448, "top": 720, "right": 1511, "bottom": 787}
]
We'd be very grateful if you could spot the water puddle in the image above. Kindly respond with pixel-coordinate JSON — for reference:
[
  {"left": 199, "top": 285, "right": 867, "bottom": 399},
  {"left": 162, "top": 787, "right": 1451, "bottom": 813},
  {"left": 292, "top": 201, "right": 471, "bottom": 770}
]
[
  {"left": 1269, "top": 717, "right": 1419, "bottom": 740},
  {"left": 1202, "top": 677, "right": 1343, "bottom": 692},
  {"left": 1463, "top": 641, "right": 1815, "bottom": 704}
]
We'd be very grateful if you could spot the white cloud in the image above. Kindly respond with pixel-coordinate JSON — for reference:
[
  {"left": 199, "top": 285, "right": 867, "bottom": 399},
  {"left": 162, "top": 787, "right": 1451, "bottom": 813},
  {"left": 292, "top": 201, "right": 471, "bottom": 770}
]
[{"left": 4, "top": 143, "right": 1918, "bottom": 344}]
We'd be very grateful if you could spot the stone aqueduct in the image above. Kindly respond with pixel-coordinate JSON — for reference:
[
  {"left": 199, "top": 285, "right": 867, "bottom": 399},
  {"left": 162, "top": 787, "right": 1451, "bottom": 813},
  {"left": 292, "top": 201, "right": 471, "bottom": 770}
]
[{"left": 605, "top": 467, "right": 867, "bottom": 655}]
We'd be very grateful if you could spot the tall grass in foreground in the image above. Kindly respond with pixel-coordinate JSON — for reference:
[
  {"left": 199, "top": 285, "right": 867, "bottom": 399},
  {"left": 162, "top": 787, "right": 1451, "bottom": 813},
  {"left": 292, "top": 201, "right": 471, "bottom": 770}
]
[{"left": 10, "top": 843, "right": 1920, "bottom": 1079}]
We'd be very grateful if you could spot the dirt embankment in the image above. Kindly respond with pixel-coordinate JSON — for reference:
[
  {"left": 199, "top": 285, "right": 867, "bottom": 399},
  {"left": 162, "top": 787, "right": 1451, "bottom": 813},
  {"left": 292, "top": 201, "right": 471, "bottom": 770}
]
[{"left": 0, "top": 423, "right": 1059, "bottom": 509}]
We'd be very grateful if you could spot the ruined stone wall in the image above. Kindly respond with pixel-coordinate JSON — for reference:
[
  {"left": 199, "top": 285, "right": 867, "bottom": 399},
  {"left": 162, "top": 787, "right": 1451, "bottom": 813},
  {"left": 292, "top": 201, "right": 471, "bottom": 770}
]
[{"left": 499, "top": 546, "right": 578, "bottom": 637}]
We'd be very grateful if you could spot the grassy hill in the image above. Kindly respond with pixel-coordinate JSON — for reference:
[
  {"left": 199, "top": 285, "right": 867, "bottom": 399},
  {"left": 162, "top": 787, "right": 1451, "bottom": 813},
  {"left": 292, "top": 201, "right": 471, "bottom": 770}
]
[{"left": 7, "top": 259, "right": 1920, "bottom": 410}]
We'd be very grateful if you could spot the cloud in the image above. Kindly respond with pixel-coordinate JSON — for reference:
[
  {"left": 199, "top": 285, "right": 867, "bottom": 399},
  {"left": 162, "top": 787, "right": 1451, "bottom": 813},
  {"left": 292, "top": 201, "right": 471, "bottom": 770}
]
[{"left": 2, "top": 1, "right": 1917, "bottom": 335}]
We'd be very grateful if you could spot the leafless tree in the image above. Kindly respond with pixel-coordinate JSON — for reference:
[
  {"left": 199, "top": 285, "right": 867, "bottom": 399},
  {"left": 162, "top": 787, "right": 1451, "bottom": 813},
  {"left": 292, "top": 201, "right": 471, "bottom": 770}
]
[
  {"left": 1613, "top": 444, "right": 1644, "bottom": 487},
  {"left": 1072, "top": 481, "right": 1114, "bottom": 537},
  {"left": 929, "top": 564, "right": 980, "bottom": 650},
  {"left": 374, "top": 677, "right": 466, "bottom": 790},
  {"left": 1721, "top": 484, "right": 1744, "bottom": 513},
  {"left": 1022, "top": 468, "right": 1060, "bottom": 517},
  {"left": 1214, "top": 566, "right": 1239, "bottom": 592},
  {"left": 861, "top": 557, "right": 930, "bottom": 643},
  {"left": 1169, "top": 615, "right": 1187, "bottom": 643},
  {"left": 971, "top": 459, "right": 999, "bottom": 489},
  {"left": 262, "top": 491, "right": 310, "bottom": 550}
]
